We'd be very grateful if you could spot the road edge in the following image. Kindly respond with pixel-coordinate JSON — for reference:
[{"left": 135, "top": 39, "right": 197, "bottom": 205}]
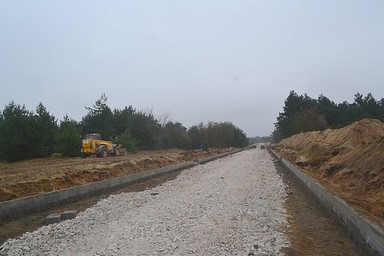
[
  {"left": 0, "top": 150, "right": 240, "bottom": 222},
  {"left": 269, "top": 148, "right": 384, "bottom": 256}
]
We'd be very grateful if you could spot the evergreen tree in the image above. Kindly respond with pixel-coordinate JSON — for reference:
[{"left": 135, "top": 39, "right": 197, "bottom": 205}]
[
  {"left": 34, "top": 103, "right": 57, "bottom": 157},
  {"left": 272, "top": 91, "right": 384, "bottom": 142},
  {"left": 0, "top": 94, "right": 250, "bottom": 162},
  {"left": 55, "top": 115, "right": 82, "bottom": 156},
  {"left": 130, "top": 110, "right": 160, "bottom": 150},
  {"left": 0, "top": 101, "right": 36, "bottom": 161},
  {"left": 82, "top": 94, "right": 115, "bottom": 139},
  {"left": 188, "top": 121, "right": 248, "bottom": 148},
  {"left": 111, "top": 129, "right": 138, "bottom": 153},
  {"left": 187, "top": 125, "right": 202, "bottom": 149},
  {"left": 160, "top": 122, "right": 190, "bottom": 149},
  {"left": 113, "top": 106, "right": 135, "bottom": 135}
]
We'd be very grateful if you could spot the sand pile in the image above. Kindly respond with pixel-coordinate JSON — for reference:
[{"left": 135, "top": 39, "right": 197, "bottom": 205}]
[{"left": 272, "top": 118, "right": 384, "bottom": 226}]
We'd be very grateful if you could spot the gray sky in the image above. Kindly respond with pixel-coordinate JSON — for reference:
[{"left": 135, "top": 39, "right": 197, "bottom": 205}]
[{"left": 1, "top": 1, "right": 383, "bottom": 136}]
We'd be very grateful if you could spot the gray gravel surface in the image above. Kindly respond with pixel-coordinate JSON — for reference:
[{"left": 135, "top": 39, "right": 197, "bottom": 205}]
[{"left": 1, "top": 148, "right": 289, "bottom": 255}]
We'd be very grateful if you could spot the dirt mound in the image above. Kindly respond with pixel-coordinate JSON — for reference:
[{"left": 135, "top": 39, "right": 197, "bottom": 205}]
[
  {"left": 272, "top": 118, "right": 384, "bottom": 227},
  {"left": 0, "top": 148, "right": 235, "bottom": 202}
]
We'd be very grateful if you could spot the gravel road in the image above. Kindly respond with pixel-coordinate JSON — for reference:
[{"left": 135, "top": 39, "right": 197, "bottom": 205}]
[{"left": 0, "top": 149, "right": 290, "bottom": 255}]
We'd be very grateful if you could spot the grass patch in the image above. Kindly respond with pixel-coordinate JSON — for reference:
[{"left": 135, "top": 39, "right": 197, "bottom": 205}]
[{"left": 297, "top": 149, "right": 330, "bottom": 166}]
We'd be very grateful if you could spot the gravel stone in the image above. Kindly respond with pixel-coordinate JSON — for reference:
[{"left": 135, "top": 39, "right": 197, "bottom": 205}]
[{"left": 0, "top": 149, "right": 289, "bottom": 255}]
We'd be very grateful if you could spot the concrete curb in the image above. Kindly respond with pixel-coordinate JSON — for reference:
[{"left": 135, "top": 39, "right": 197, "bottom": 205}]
[
  {"left": 269, "top": 148, "right": 384, "bottom": 256},
  {"left": 0, "top": 161, "right": 197, "bottom": 222},
  {"left": 0, "top": 150, "right": 241, "bottom": 222},
  {"left": 196, "top": 151, "right": 238, "bottom": 164}
]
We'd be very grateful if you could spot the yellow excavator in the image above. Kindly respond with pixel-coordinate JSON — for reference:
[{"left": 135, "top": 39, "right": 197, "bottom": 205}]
[{"left": 81, "top": 133, "right": 122, "bottom": 158}]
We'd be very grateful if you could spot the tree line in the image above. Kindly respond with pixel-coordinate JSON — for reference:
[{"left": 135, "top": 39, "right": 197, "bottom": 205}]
[
  {"left": 272, "top": 91, "right": 384, "bottom": 142},
  {"left": 0, "top": 94, "right": 248, "bottom": 162}
]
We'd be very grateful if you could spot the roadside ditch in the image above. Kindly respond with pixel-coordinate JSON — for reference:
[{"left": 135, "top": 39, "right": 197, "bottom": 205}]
[{"left": 271, "top": 150, "right": 381, "bottom": 255}]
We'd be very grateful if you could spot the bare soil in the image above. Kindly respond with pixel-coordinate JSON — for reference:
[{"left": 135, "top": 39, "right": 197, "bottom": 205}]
[
  {"left": 0, "top": 148, "right": 235, "bottom": 202},
  {"left": 0, "top": 170, "right": 182, "bottom": 244},
  {"left": 271, "top": 118, "right": 384, "bottom": 228},
  {"left": 1, "top": 148, "right": 374, "bottom": 255},
  {"left": 274, "top": 157, "right": 371, "bottom": 256}
]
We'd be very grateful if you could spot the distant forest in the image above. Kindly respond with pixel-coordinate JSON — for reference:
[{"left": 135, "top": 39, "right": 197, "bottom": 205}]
[
  {"left": 0, "top": 94, "right": 248, "bottom": 162},
  {"left": 272, "top": 91, "right": 384, "bottom": 142}
]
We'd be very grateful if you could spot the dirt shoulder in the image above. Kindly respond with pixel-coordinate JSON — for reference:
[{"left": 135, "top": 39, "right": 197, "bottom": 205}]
[
  {"left": 271, "top": 118, "right": 384, "bottom": 227},
  {"left": 0, "top": 148, "right": 236, "bottom": 202}
]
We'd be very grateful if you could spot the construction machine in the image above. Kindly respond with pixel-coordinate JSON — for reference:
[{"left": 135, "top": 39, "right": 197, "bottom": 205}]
[{"left": 81, "top": 133, "right": 122, "bottom": 158}]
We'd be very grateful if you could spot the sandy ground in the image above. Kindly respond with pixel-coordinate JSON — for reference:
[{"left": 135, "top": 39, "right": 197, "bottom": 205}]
[
  {"left": 0, "top": 149, "right": 289, "bottom": 256},
  {"left": 271, "top": 118, "right": 384, "bottom": 228},
  {"left": 0, "top": 148, "right": 234, "bottom": 202}
]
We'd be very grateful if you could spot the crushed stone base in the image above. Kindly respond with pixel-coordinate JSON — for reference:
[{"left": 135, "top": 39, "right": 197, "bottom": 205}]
[{"left": 1, "top": 149, "right": 289, "bottom": 256}]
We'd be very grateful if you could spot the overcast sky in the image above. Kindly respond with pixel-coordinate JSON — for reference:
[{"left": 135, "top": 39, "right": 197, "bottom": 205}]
[{"left": 1, "top": 1, "right": 383, "bottom": 136}]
